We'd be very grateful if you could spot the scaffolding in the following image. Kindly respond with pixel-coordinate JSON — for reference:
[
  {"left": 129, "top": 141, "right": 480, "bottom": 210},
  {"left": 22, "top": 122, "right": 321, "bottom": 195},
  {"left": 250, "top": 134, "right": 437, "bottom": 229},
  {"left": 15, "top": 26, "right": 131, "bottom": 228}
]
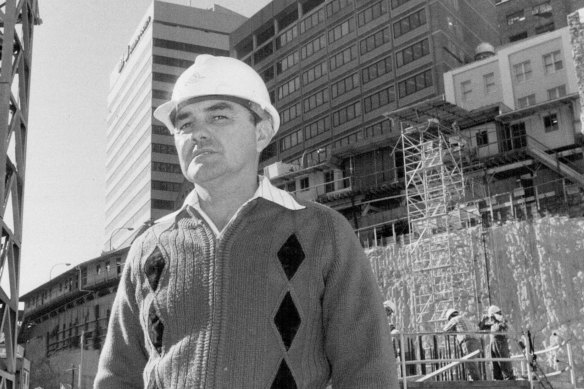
[
  {"left": 400, "top": 118, "right": 479, "bottom": 331},
  {"left": 0, "top": 0, "right": 40, "bottom": 387}
]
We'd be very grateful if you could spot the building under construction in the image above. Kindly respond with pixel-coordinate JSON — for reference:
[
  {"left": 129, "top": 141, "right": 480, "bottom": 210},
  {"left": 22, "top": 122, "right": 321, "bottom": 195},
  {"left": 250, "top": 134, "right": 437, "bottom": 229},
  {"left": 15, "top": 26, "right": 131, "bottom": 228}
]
[{"left": 0, "top": 0, "right": 40, "bottom": 387}]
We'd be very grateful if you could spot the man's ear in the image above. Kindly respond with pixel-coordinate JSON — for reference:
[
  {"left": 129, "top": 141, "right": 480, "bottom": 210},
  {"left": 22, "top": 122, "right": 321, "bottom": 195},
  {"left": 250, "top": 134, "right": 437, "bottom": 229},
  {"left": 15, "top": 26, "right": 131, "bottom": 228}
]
[{"left": 255, "top": 119, "right": 274, "bottom": 152}]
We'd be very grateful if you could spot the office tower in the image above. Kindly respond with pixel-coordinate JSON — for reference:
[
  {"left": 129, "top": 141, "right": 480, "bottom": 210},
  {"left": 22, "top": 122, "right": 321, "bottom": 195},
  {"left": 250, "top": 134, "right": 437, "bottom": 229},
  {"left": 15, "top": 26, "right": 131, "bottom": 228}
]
[
  {"left": 230, "top": 0, "right": 498, "bottom": 229},
  {"left": 105, "top": 1, "right": 246, "bottom": 250}
]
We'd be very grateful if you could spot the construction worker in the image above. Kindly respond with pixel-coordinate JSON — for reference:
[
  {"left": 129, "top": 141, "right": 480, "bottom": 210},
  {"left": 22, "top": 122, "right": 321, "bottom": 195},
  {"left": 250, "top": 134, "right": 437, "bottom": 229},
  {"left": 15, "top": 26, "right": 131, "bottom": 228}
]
[
  {"left": 94, "top": 55, "right": 397, "bottom": 388},
  {"left": 478, "top": 305, "right": 517, "bottom": 380},
  {"left": 443, "top": 308, "right": 482, "bottom": 380}
]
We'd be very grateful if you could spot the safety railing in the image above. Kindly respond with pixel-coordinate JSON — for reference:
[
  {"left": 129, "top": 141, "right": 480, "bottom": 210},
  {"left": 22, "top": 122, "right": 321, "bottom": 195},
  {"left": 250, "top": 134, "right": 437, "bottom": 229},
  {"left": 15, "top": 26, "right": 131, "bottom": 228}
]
[{"left": 392, "top": 330, "right": 576, "bottom": 388}]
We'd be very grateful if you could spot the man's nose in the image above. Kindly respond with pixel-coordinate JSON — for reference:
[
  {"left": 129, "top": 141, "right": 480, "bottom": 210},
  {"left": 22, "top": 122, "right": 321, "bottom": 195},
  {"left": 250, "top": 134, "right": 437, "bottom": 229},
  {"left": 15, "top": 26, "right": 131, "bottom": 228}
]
[{"left": 188, "top": 121, "right": 211, "bottom": 143}]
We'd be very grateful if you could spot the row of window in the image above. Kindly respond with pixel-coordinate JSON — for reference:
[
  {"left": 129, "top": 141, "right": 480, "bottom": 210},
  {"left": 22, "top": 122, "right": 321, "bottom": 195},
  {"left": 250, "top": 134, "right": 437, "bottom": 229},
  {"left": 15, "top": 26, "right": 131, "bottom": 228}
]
[
  {"left": 152, "top": 180, "right": 182, "bottom": 192},
  {"left": 279, "top": 68, "right": 434, "bottom": 124},
  {"left": 152, "top": 143, "right": 177, "bottom": 155},
  {"left": 506, "top": 2, "right": 552, "bottom": 25},
  {"left": 517, "top": 85, "right": 566, "bottom": 108}
]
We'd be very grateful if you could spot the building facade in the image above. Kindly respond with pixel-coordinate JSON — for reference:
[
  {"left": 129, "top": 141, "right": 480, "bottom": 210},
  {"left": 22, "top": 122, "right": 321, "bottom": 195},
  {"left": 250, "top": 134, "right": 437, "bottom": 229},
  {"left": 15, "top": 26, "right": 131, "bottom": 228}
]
[
  {"left": 230, "top": 0, "right": 499, "bottom": 237},
  {"left": 19, "top": 249, "right": 129, "bottom": 388},
  {"left": 496, "top": 0, "right": 584, "bottom": 44},
  {"left": 105, "top": 0, "right": 246, "bottom": 250}
]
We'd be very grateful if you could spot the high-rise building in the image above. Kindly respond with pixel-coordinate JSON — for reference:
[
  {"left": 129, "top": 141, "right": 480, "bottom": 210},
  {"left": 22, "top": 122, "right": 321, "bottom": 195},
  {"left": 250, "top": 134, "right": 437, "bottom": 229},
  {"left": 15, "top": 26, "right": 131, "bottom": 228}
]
[
  {"left": 105, "top": 1, "right": 246, "bottom": 250},
  {"left": 496, "top": 0, "right": 584, "bottom": 44},
  {"left": 230, "top": 0, "right": 499, "bottom": 233}
]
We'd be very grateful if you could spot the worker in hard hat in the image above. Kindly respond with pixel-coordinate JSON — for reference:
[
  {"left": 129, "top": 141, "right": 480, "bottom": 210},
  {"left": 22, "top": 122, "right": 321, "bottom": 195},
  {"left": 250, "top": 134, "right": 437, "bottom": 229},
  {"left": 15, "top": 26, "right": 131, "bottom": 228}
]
[
  {"left": 443, "top": 308, "right": 482, "bottom": 380},
  {"left": 478, "top": 305, "right": 517, "bottom": 380},
  {"left": 95, "top": 55, "right": 397, "bottom": 389}
]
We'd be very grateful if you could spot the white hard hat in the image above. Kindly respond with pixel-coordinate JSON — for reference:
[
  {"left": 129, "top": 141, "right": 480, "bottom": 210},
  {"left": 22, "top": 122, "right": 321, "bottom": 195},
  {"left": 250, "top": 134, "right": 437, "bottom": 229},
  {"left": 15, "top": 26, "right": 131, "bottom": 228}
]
[
  {"left": 153, "top": 54, "right": 280, "bottom": 135},
  {"left": 383, "top": 300, "right": 396, "bottom": 312},
  {"left": 488, "top": 305, "right": 501, "bottom": 316},
  {"left": 445, "top": 308, "right": 458, "bottom": 320}
]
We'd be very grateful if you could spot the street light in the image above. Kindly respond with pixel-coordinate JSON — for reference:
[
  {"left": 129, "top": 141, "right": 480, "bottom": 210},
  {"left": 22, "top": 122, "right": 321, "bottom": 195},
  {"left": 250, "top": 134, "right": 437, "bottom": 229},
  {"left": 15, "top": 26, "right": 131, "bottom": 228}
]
[
  {"left": 108, "top": 227, "right": 134, "bottom": 251},
  {"left": 49, "top": 262, "right": 71, "bottom": 280}
]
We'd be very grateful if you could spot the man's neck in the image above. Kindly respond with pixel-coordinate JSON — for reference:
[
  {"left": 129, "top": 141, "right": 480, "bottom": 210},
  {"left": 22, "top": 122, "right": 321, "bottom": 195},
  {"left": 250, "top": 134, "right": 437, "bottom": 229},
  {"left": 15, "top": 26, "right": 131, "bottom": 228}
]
[{"left": 195, "top": 176, "right": 259, "bottom": 231}]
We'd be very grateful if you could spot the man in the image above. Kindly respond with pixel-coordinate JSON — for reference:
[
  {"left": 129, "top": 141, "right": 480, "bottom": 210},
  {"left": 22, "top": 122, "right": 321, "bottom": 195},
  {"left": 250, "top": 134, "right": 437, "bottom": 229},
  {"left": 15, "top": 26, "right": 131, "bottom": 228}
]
[
  {"left": 478, "top": 305, "right": 516, "bottom": 380},
  {"left": 443, "top": 308, "right": 482, "bottom": 380},
  {"left": 94, "top": 55, "right": 397, "bottom": 388}
]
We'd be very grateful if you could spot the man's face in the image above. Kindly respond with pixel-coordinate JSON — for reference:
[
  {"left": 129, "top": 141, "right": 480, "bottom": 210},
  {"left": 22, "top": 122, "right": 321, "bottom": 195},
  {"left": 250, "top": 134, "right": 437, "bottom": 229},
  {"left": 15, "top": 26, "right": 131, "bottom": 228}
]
[{"left": 173, "top": 98, "right": 269, "bottom": 185}]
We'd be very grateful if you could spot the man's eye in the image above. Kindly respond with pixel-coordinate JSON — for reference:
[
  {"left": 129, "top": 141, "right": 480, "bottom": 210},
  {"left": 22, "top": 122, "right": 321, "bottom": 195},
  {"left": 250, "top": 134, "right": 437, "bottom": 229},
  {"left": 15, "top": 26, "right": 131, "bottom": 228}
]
[
  {"left": 213, "top": 115, "right": 228, "bottom": 121},
  {"left": 179, "top": 122, "right": 193, "bottom": 131}
]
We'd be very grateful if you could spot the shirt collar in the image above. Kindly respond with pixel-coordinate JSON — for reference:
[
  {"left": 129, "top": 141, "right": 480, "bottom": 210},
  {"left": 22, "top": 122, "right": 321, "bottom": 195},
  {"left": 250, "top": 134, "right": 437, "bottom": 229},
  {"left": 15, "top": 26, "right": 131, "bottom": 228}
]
[{"left": 156, "top": 176, "right": 304, "bottom": 225}]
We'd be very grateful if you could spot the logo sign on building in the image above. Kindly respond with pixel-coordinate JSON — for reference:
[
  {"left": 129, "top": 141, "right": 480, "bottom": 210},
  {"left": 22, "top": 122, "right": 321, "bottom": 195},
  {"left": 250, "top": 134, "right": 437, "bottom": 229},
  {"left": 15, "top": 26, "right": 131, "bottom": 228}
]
[{"left": 118, "top": 16, "right": 152, "bottom": 73}]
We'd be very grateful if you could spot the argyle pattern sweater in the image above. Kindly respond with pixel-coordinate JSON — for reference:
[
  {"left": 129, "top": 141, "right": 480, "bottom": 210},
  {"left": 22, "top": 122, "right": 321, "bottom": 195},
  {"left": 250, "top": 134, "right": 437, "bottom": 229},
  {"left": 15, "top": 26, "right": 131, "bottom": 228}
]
[{"left": 94, "top": 198, "right": 397, "bottom": 388}]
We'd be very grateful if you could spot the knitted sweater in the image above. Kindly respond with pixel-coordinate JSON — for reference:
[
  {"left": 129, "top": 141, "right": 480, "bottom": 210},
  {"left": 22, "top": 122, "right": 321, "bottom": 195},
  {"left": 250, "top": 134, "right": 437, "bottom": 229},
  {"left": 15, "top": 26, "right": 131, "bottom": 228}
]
[{"left": 94, "top": 198, "right": 396, "bottom": 388}]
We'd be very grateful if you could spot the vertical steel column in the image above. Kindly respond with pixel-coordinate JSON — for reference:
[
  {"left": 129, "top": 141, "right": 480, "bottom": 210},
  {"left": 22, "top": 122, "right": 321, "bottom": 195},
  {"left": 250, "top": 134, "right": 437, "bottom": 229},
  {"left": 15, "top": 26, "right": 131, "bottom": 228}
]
[{"left": 0, "top": 0, "right": 40, "bottom": 387}]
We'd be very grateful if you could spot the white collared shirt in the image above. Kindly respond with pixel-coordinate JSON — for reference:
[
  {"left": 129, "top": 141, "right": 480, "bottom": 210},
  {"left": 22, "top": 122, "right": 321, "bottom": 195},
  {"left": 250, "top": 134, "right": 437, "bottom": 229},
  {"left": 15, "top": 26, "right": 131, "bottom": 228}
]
[{"left": 167, "top": 176, "right": 305, "bottom": 237}]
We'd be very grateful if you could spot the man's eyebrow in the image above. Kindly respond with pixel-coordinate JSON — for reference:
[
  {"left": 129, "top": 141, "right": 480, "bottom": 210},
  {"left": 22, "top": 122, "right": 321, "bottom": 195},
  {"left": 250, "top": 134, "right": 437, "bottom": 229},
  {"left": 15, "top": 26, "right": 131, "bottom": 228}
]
[
  {"left": 204, "top": 101, "right": 235, "bottom": 113},
  {"left": 175, "top": 110, "right": 191, "bottom": 122}
]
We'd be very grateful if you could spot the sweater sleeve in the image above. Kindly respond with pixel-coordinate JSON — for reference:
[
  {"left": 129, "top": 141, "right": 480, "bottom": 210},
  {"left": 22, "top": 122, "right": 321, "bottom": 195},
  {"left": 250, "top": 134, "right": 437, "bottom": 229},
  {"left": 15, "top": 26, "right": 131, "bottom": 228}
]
[
  {"left": 94, "top": 240, "right": 148, "bottom": 389},
  {"left": 322, "top": 212, "right": 398, "bottom": 389}
]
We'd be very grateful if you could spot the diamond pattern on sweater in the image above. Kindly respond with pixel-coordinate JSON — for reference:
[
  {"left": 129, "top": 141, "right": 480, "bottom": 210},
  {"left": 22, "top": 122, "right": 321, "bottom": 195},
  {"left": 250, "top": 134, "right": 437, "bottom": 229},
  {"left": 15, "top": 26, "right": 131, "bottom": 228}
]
[
  {"left": 274, "top": 292, "right": 301, "bottom": 351},
  {"left": 144, "top": 247, "right": 165, "bottom": 291},
  {"left": 270, "top": 359, "right": 297, "bottom": 389},
  {"left": 148, "top": 304, "right": 164, "bottom": 354},
  {"left": 277, "top": 234, "right": 305, "bottom": 280}
]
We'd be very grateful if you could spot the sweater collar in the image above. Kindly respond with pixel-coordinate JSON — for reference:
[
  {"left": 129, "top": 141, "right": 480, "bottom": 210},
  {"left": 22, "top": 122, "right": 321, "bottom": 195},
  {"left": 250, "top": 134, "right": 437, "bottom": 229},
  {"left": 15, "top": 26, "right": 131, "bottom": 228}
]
[{"left": 155, "top": 176, "right": 304, "bottom": 225}]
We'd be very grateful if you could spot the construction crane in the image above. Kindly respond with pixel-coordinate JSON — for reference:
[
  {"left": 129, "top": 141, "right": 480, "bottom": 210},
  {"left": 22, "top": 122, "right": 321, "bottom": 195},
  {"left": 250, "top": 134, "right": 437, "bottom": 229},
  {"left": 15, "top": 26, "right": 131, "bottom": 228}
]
[{"left": 0, "top": 0, "right": 41, "bottom": 387}]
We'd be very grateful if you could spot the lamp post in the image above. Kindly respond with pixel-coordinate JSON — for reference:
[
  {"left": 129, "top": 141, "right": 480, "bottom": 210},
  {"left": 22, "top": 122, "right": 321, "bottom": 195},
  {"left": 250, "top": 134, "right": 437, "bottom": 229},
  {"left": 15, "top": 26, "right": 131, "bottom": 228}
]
[
  {"left": 108, "top": 227, "right": 134, "bottom": 251},
  {"left": 49, "top": 262, "right": 71, "bottom": 280}
]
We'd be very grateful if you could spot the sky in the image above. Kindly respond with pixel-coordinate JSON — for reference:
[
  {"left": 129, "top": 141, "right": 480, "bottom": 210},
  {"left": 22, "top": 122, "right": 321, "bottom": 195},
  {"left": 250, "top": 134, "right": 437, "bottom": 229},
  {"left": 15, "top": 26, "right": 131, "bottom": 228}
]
[{"left": 20, "top": 0, "right": 271, "bottom": 295}]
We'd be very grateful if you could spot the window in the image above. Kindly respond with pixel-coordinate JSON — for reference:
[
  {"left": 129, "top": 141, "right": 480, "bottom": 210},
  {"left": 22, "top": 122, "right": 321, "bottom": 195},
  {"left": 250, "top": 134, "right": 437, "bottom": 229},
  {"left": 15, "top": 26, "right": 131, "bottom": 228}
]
[
  {"left": 328, "top": 18, "right": 354, "bottom": 44},
  {"left": 364, "top": 119, "right": 392, "bottom": 138},
  {"left": 152, "top": 143, "right": 177, "bottom": 155},
  {"left": 300, "top": 177, "right": 310, "bottom": 190},
  {"left": 535, "top": 22, "right": 554, "bottom": 34},
  {"left": 329, "top": 45, "right": 357, "bottom": 71},
  {"left": 286, "top": 181, "right": 296, "bottom": 192},
  {"left": 152, "top": 199, "right": 175, "bottom": 210},
  {"left": 397, "top": 69, "right": 433, "bottom": 98},
  {"left": 96, "top": 264, "right": 102, "bottom": 275},
  {"left": 514, "top": 61, "right": 532, "bottom": 82},
  {"left": 254, "top": 43, "right": 274, "bottom": 64},
  {"left": 305, "top": 116, "right": 331, "bottom": 140},
  {"left": 358, "top": 2, "right": 386, "bottom": 27},
  {"left": 364, "top": 86, "right": 395, "bottom": 113},
  {"left": 326, "top": 0, "right": 350, "bottom": 18},
  {"left": 277, "top": 76, "right": 301, "bottom": 100},
  {"left": 509, "top": 31, "right": 528, "bottom": 42},
  {"left": 152, "top": 180, "right": 182, "bottom": 192},
  {"left": 276, "top": 25, "right": 298, "bottom": 49},
  {"left": 484, "top": 73, "right": 495, "bottom": 94},
  {"left": 543, "top": 51, "right": 563, "bottom": 74},
  {"left": 362, "top": 56, "right": 392, "bottom": 84},
  {"left": 396, "top": 39, "right": 430, "bottom": 68},
  {"left": 476, "top": 131, "right": 489, "bottom": 147},
  {"left": 261, "top": 66, "right": 275, "bottom": 83},
  {"left": 302, "top": 61, "right": 327, "bottom": 85},
  {"left": 300, "top": 9, "right": 325, "bottom": 33},
  {"left": 276, "top": 51, "right": 299, "bottom": 74},
  {"left": 301, "top": 35, "right": 327, "bottom": 59},
  {"left": 332, "top": 102, "right": 361, "bottom": 126},
  {"left": 152, "top": 162, "right": 182, "bottom": 174},
  {"left": 280, "top": 129, "right": 304, "bottom": 151},
  {"left": 532, "top": 2, "right": 552, "bottom": 16},
  {"left": 360, "top": 27, "right": 390, "bottom": 55},
  {"left": 543, "top": 113, "right": 559, "bottom": 132},
  {"left": 391, "top": 0, "right": 411, "bottom": 8},
  {"left": 507, "top": 10, "right": 525, "bottom": 25},
  {"left": 303, "top": 88, "right": 329, "bottom": 112},
  {"left": 280, "top": 102, "right": 302, "bottom": 124},
  {"left": 106, "top": 261, "right": 111, "bottom": 272},
  {"left": 331, "top": 73, "right": 360, "bottom": 99},
  {"left": 324, "top": 171, "right": 335, "bottom": 193},
  {"left": 393, "top": 9, "right": 427, "bottom": 38},
  {"left": 517, "top": 94, "right": 536, "bottom": 108},
  {"left": 461, "top": 80, "right": 472, "bottom": 101},
  {"left": 547, "top": 85, "right": 566, "bottom": 100}
]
